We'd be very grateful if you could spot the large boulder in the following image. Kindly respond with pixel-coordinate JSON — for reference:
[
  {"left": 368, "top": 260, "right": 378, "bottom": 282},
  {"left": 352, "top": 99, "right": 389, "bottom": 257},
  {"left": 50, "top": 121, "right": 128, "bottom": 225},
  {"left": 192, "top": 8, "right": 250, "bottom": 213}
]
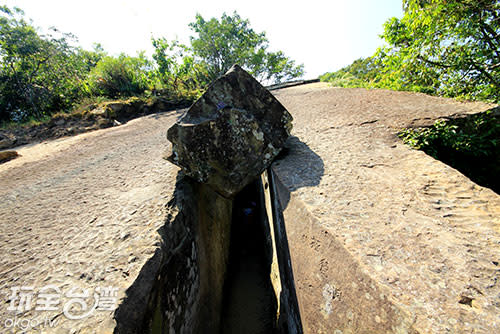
[{"left": 167, "top": 64, "right": 293, "bottom": 197}]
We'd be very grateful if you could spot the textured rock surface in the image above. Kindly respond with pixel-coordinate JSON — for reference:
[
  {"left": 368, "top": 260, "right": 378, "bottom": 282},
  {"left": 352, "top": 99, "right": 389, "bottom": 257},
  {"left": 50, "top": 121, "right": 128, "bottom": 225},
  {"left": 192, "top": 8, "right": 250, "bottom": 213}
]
[
  {"left": 167, "top": 64, "right": 292, "bottom": 198},
  {"left": 0, "top": 133, "right": 15, "bottom": 150},
  {"left": 272, "top": 83, "right": 499, "bottom": 333},
  {"left": 1, "top": 83, "right": 498, "bottom": 333},
  {"left": 0, "top": 110, "right": 184, "bottom": 333}
]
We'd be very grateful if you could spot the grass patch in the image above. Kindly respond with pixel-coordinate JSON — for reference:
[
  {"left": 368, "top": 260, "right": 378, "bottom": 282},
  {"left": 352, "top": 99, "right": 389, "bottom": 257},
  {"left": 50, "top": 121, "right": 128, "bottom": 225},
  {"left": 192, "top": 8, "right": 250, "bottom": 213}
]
[
  {"left": 1, "top": 92, "right": 196, "bottom": 131},
  {"left": 70, "top": 96, "right": 115, "bottom": 114},
  {"left": 1, "top": 115, "right": 52, "bottom": 130},
  {"left": 399, "top": 108, "right": 500, "bottom": 194}
]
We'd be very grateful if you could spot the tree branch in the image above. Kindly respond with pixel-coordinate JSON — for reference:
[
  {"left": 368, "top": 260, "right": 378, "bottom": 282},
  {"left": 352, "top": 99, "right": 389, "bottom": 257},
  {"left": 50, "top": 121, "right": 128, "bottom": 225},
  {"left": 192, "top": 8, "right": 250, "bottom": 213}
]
[
  {"left": 28, "top": 55, "right": 50, "bottom": 84},
  {"left": 417, "top": 55, "right": 453, "bottom": 68},
  {"left": 477, "top": 13, "right": 500, "bottom": 60},
  {"left": 470, "top": 61, "right": 500, "bottom": 88}
]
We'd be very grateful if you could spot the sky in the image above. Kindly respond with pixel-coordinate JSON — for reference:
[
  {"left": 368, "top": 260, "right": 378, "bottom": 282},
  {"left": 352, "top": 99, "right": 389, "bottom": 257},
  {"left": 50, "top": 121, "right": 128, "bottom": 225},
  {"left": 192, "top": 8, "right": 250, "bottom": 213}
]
[{"left": 4, "top": 0, "right": 403, "bottom": 78}]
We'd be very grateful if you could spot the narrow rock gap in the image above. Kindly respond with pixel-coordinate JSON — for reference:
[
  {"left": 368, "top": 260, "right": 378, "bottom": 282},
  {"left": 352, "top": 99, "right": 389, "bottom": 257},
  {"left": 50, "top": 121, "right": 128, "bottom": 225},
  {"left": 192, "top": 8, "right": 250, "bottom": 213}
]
[
  {"left": 116, "top": 65, "right": 304, "bottom": 333},
  {"left": 115, "top": 171, "right": 303, "bottom": 333},
  {"left": 221, "top": 179, "right": 278, "bottom": 333}
]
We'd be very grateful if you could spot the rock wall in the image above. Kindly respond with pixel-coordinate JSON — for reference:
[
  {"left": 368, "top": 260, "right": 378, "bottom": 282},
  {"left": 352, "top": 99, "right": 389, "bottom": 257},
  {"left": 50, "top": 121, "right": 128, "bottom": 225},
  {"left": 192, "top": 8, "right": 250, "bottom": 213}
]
[
  {"left": 114, "top": 175, "right": 233, "bottom": 333},
  {"left": 261, "top": 170, "right": 303, "bottom": 333},
  {"left": 114, "top": 169, "right": 307, "bottom": 333},
  {"left": 270, "top": 166, "right": 419, "bottom": 334},
  {"left": 193, "top": 182, "right": 233, "bottom": 332}
]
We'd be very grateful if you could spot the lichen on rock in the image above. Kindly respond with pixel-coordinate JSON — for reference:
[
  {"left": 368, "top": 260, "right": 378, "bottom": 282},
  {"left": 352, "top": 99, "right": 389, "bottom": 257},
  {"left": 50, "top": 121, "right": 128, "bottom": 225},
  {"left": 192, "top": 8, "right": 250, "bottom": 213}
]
[{"left": 166, "top": 64, "right": 293, "bottom": 197}]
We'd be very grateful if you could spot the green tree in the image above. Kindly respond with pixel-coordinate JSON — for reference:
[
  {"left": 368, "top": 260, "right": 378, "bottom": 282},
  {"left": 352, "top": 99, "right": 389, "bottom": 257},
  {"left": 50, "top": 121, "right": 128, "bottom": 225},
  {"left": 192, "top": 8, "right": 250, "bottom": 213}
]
[
  {"left": 321, "top": 0, "right": 499, "bottom": 102},
  {"left": 86, "top": 53, "right": 152, "bottom": 98},
  {"left": 75, "top": 43, "right": 107, "bottom": 73},
  {"left": 319, "top": 57, "right": 381, "bottom": 88},
  {"left": 188, "top": 12, "right": 304, "bottom": 83},
  {"left": 0, "top": 6, "right": 97, "bottom": 121},
  {"left": 380, "top": 0, "right": 500, "bottom": 101},
  {"left": 151, "top": 37, "right": 208, "bottom": 92}
]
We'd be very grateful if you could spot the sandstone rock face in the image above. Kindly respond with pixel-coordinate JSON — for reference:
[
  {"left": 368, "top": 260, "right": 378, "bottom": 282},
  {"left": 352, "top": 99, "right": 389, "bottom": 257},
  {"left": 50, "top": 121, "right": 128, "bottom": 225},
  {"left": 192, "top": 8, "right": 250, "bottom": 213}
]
[{"left": 167, "top": 64, "right": 292, "bottom": 197}]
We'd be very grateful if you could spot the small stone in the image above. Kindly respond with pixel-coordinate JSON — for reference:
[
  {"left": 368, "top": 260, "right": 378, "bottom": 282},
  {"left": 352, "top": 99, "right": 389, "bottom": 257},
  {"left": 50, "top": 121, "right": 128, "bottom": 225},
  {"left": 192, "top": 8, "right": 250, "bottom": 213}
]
[
  {"left": 120, "top": 232, "right": 131, "bottom": 240},
  {"left": 458, "top": 295, "right": 473, "bottom": 306},
  {"left": 0, "top": 151, "right": 19, "bottom": 164}
]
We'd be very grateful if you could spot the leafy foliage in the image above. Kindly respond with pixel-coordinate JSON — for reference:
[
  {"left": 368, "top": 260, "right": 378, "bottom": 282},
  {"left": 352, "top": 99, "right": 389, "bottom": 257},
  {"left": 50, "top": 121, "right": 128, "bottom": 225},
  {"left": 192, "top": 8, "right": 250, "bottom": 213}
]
[
  {"left": 399, "top": 109, "right": 500, "bottom": 193},
  {"left": 1, "top": 7, "right": 304, "bottom": 123},
  {"left": 86, "top": 53, "right": 151, "bottom": 98},
  {"left": 0, "top": 6, "right": 97, "bottom": 121},
  {"left": 151, "top": 37, "right": 208, "bottom": 96},
  {"left": 319, "top": 57, "right": 380, "bottom": 88},
  {"left": 321, "top": 0, "right": 500, "bottom": 102},
  {"left": 189, "top": 12, "right": 304, "bottom": 83},
  {"left": 322, "top": 1, "right": 500, "bottom": 192}
]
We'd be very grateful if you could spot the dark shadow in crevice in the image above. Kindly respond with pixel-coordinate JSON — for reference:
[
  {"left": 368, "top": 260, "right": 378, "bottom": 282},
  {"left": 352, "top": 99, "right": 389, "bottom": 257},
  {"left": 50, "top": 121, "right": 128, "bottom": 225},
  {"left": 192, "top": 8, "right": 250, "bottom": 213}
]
[
  {"left": 115, "top": 151, "right": 307, "bottom": 333},
  {"left": 267, "top": 169, "right": 303, "bottom": 334},
  {"left": 221, "top": 180, "right": 278, "bottom": 334},
  {"left": 402, "top": 108, "right": 500, "bottom": 194}
]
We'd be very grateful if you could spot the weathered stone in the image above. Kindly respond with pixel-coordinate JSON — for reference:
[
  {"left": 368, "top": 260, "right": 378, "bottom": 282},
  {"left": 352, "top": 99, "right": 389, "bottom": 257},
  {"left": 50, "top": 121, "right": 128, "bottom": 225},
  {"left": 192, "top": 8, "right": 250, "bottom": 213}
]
[
  {"left": 167, "top": 64, "right": 293, "bottom": 197},
  {"left": 0, "top": 133, "right": 15, "bottom": 150},
  {"left": 0, "top": 150, "right": 18, "bottom": 164}
]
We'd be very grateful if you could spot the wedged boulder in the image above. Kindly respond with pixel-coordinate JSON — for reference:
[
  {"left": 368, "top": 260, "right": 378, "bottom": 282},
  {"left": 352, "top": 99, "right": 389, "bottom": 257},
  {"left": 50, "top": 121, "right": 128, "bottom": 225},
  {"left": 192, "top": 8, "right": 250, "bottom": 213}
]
[{"left": 167, "top": 64, "right": 293, "bottom": 197}]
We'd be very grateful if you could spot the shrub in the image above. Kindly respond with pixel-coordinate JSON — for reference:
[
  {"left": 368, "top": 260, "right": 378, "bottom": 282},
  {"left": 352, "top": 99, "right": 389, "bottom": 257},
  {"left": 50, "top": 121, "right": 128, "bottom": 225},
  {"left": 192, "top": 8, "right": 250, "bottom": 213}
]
[
  {"left": 399, "top": 109, "right": 500, "bottom": 193},
  {"left": 0, "top": 6, "right": 104, "bottom": 122},
  {"left": 86, "top": 54, "right": 151, "bottom": 98}
]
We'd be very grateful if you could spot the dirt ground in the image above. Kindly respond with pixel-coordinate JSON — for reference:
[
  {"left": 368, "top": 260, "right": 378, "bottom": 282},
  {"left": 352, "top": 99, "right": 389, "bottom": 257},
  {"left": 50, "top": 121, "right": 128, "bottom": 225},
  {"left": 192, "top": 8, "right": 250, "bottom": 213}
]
[{"left": 0, "top": 83, "right": 498, "bottom": 333}]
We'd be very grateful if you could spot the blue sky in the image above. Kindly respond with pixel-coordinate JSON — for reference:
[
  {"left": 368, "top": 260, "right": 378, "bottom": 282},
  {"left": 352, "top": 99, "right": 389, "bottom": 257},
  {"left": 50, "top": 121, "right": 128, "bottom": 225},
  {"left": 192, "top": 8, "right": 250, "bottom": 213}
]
[{"left": 4, "top": 0, "right": 403, "bottom": 78}]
